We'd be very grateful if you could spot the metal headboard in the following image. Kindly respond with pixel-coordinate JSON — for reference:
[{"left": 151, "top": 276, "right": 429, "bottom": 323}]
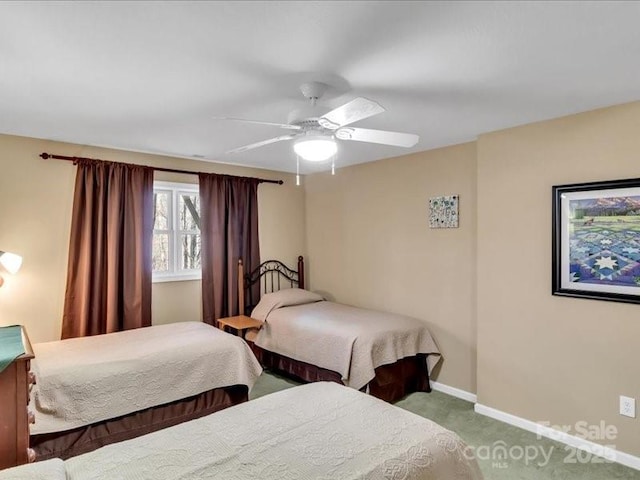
[{"left": 238, "top": 256, "right": 305, "bottom": 315}]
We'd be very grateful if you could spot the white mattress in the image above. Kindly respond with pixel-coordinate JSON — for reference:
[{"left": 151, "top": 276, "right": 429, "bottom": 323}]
[{"left": 30, "top": 322, "right": 262, "bottom": 434}]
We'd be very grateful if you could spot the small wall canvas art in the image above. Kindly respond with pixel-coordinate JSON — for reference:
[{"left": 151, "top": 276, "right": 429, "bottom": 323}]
[{"left": 429, "top": 195, "right": 459, "bottom": 228}]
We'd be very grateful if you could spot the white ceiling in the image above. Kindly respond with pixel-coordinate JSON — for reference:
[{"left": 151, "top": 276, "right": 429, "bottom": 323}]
[{"left": 1, "top": 1, "right": 640, "bottom": 174}]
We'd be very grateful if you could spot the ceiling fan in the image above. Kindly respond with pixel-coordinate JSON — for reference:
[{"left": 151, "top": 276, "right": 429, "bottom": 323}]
[{"left": 215, "top": 82, "right": 419, "bottom": 163}]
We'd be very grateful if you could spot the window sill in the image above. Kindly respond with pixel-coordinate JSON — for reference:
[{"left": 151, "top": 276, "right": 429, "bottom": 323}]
[{"left": 152, "top": 273, "right": 202, "bottom": 284}]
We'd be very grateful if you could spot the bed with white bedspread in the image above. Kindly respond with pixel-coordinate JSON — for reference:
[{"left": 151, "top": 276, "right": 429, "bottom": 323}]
[
  {"left": 241, "top": 257, "right": 443, "bottom": 402},
  {"left": 2, "top": 382, "right": 483, "bottom": 480},
  {"left": 29, "top": 321, "right": 262, "bottom": 459},
  {"left": 252, "top": 291, "right": 441, "bottom": 391}
]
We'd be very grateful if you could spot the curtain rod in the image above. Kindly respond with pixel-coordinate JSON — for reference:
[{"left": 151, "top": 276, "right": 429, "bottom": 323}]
[{"left": 39, "top": 153, "right": 284, "bottom": 185}]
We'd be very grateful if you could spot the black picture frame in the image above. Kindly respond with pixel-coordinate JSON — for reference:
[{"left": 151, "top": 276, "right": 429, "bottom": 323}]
[{"left": 552, "top": 177, "right": 640, "bottom": 305}]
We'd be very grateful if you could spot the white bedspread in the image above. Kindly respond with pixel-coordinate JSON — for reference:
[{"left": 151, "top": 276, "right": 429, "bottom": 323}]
[
  {"left": 254, "top": 301, "right": 441, "bottom": 390},
  {"left": 30, "top": 322, "right": 262, "bottom": 434},
  {"left": 0, "top": 459, "right": 65, "bottom": 480},
  {"left": 63, "top": 382, "right": 482, "bottom": 480}
]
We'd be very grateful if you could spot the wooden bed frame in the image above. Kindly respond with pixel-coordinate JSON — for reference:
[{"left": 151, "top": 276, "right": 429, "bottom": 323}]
[{"left": 240, "top": 256, "right": 431, "bottom": 402}]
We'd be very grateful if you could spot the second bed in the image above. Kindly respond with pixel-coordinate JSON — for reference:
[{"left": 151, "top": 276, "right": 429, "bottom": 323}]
[{"left": 241, "top": 256, "right": 442, "bottom": 402}]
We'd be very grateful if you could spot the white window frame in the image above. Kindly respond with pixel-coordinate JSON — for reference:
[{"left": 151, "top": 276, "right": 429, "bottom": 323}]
[{"left": 152, "top": 181, "right": 202, "bottom": 283}]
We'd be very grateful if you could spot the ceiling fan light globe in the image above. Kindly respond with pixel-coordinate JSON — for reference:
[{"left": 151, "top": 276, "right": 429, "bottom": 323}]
[{"left": 294, "top": 137, "right": 337, "bottom": 162}]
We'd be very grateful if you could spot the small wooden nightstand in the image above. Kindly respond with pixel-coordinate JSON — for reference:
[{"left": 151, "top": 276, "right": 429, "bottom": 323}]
[{"left": 218, "top": 315, "right": 262, "bottom": 339}]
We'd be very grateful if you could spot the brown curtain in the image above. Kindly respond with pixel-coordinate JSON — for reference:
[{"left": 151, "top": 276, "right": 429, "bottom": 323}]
[
  {"left": 199, "top": 174, "right": 260, "bottom": 326},
  {"left": 61, "top": 159, "right": 154, "bottom": 339}
]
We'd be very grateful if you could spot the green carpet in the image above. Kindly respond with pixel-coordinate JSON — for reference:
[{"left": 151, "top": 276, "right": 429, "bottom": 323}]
[{"left": 251, "top": 372, "right": 640, "bottom": 479}]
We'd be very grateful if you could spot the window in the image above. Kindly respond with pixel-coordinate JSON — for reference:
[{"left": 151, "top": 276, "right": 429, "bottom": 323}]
[{"left": 153, "top": 181, "right": 201, "bottom": 282}]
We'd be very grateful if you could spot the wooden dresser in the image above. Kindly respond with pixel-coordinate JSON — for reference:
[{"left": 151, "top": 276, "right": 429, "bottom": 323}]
[{"left": 0, "top": 326, "right": 36, "bottom": 470}]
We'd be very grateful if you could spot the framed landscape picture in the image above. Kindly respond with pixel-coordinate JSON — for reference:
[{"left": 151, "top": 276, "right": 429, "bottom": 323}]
[{"left": 552, "top": 177, "right": 640, "bottom": 304}]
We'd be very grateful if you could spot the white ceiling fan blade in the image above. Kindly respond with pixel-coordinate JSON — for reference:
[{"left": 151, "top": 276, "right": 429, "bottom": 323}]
[
  {"left": 225, "top": 135, "right": 296, "bottom": 154},
  {"left": 318, "top": 97, "right": 385, "bottom": 130},
  {"left": 335, "top": 127, "right": 419, "bottom": 148},
  {"left": 213, "top": 116, "right": 301, "bottom": 131}
]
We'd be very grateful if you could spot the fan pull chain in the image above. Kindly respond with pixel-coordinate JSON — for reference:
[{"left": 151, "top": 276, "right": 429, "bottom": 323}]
[
  {"left": 296, "top": 155, "right": 300, "bottom": 186},
  {"left": 331, "top": 155, "right": 335, "bottom": 176}
]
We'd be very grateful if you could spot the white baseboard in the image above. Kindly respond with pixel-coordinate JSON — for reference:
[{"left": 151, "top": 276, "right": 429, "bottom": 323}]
[
  {"left": 474, "top": 403, "right": 640, "bottom": 472},
  {"left": 430, "top": 381, "right": 477, "bottom": 403}
]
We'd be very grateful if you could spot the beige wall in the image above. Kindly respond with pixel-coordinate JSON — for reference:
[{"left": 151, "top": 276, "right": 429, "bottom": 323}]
[
  {"left": 477, "top": 101, "right": 640, "bottom": 456},
  {"left": 0, "top": 134, "right": 305, "bottom": 342},
  {"left": 305, "top": 142, "right": 477, "bottom": 393}
]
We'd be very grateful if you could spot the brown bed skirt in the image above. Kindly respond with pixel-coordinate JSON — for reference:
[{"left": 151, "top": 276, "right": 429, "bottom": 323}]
[
  {"left": 31, "top": 384, "right": 248, "bottom": 461},
  {"left": 251, "top": 344, "right": 430, "bottom": 402}
]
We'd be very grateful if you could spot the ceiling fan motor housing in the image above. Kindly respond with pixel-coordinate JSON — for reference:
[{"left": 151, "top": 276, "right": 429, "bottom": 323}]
[
  {"left": 287, "top": 81, "right": 335, "bottom": 132},
  {"left": 287, "top": 106, "right": 331, "bottom": 130}
]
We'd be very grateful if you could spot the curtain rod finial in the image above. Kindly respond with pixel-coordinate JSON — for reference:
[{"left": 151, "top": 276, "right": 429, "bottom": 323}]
[{"left": 40, "top": 153, "right": 50, "bottom": 159}]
